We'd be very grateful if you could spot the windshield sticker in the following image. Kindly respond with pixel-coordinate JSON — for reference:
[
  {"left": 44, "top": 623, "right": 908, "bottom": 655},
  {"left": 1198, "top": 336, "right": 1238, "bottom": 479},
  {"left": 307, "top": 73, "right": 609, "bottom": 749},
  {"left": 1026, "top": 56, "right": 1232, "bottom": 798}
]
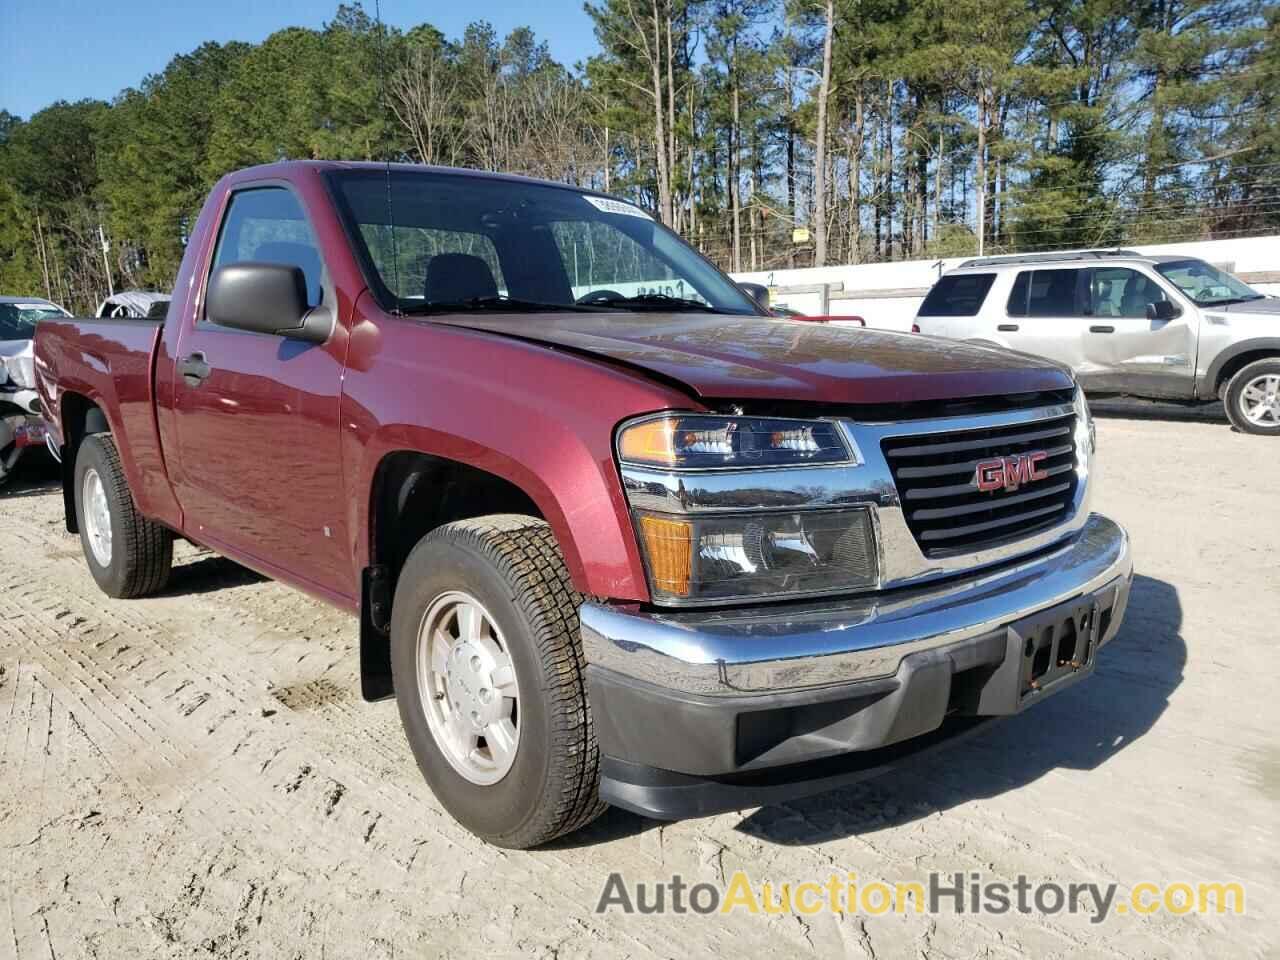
[{"left": 584, "top": 196, "right": 652, "bottom": 220}]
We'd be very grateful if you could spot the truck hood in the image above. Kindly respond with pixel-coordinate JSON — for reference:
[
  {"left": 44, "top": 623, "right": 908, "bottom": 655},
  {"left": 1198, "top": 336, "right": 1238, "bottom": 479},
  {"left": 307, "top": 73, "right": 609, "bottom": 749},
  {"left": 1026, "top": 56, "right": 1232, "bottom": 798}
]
[
  {"left": 1207, "top": 297, "right": 1280, "bottom": 318},
  {"left": 434, "top": 313, "right": 1073, "bottom": 404}
]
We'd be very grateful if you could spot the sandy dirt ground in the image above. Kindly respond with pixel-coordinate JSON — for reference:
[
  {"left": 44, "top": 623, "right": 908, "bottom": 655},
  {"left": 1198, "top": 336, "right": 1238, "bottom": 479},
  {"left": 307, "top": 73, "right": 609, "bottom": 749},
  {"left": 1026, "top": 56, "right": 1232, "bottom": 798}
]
[{"left": 1, "top": 407, "right": 1277, "bottom": 959}]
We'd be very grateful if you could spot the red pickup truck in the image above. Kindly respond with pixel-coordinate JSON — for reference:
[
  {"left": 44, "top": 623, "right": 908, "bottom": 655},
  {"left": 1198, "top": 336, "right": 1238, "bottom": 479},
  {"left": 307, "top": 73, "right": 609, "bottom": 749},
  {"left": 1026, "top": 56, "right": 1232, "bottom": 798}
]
[{"left": 34, "top": 161, "right": 1132, "bottom": 848}]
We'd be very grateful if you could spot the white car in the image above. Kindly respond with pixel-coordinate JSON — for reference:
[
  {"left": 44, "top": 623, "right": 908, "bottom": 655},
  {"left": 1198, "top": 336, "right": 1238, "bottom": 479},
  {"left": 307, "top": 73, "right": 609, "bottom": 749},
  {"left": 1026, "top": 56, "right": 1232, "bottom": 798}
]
[
  {"left": 96, "top": 290, "right": 171, "bottom": 319},
  {"left": 913, "top": 250, "right": 1280, "bottom": 435},
  {"left": 1, "top": 296, "right": 69, "bottom": 481}
]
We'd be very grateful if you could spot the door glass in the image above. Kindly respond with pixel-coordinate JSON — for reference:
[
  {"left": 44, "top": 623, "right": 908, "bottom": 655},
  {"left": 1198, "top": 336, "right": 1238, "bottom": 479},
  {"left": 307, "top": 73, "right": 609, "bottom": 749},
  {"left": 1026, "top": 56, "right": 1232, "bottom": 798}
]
[
  {"left": 1024, "top": 269, "right": 1085, "bottom": 318},
  {"left": 208, "top": 187, "right": 324, "bottom": 311},
  {"left": 1007, "top": 272, "right": 1029, "bottom": 316},
  {"left": 919, "top": 273, "right": 996, "bottom": 316},
  {"left": 1092, "top": 268, "right": 1168, "bottom": 318}
]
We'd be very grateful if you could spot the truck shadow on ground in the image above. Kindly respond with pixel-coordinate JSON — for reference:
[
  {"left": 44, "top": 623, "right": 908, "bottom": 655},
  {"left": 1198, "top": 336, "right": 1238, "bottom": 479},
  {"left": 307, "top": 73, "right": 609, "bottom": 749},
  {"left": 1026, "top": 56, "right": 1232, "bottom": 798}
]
[
  {"left": 561, "top": 573, "right": 1183, "bottom": 849},
  {"left": 161, "top": 554, "right": 269, "bottom": 596}
]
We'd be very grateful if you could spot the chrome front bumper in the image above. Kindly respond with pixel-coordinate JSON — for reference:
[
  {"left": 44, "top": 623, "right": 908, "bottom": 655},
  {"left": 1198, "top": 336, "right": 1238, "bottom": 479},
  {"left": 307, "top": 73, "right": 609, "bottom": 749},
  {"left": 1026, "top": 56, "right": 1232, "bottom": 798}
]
[
  {"left": 584, "top": 514, "right": 1132, "bottom": 817},
  {"left": 582, "top": 513, "right": 1131, "bottom": 696}
]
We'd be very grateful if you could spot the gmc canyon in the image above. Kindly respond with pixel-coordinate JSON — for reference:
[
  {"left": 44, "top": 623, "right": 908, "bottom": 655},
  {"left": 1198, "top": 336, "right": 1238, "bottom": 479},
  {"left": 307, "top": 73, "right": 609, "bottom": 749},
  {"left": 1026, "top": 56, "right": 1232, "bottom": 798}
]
[{"left": 34, "top": 161, "right": 1133, "bottom": 848}]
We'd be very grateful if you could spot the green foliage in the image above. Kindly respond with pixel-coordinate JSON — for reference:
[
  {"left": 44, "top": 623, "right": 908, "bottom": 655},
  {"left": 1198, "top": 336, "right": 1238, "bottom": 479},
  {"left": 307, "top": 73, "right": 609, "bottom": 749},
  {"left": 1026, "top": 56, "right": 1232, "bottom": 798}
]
[{"left": 0, "top": 0, "right": 1274, "bottom": 311}]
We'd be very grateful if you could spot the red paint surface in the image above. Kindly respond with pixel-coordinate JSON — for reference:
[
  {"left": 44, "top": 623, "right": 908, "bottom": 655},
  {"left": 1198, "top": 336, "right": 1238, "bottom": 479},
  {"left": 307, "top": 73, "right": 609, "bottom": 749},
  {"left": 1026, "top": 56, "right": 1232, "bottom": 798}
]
[{"left": 34, "top": 159, "right": 1073, "bottom": 610}]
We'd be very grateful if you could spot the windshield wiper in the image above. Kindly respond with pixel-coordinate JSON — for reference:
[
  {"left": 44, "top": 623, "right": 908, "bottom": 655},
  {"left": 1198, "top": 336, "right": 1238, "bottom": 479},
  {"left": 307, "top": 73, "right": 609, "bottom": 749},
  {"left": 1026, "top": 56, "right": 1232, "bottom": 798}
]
[
  {"left": 1198, "top": 294, "right": 1266, "bottom": 306},
  {"left": 401, "top": 296, "right": 598, "bottom": 315},
  {"left": 586, "top": 292, "right": 721, "bottom": 313}
]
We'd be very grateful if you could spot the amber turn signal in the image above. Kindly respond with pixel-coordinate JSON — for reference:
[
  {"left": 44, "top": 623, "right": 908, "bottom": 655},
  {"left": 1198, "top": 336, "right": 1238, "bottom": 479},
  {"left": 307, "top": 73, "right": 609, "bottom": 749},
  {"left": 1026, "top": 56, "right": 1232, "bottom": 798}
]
[
  {"left": 635, "top": 514, "right": 693, "bottom": 597},
  {"left": 618, "top": 418, "right": 680, "bottom": 465}
]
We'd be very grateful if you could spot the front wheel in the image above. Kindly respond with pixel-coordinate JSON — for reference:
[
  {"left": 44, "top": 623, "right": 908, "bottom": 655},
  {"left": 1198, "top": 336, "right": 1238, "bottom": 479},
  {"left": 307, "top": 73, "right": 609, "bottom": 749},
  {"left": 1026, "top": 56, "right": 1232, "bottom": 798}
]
[
  {"left": 1224, "top": 358, "right": 1280, "bottom": 435},
  {"left": 389, "top": 515, "right": 605, "bottom": 848},
  {"left": 73, "top": 433, "right": 173, "bottom": 598}
]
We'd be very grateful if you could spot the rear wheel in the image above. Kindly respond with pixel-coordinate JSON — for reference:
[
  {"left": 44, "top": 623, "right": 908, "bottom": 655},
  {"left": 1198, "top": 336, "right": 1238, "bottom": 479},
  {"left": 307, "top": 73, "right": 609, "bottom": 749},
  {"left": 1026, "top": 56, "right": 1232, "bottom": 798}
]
[
  {"left": 1224, "top": 358, "right": 1280, "bottom": 435},
  {"left": 389, "top": 515, "right": 605, "bottom": 848},
  {"left": 74, "top": 434, "right": 173, "bottom": 597}
]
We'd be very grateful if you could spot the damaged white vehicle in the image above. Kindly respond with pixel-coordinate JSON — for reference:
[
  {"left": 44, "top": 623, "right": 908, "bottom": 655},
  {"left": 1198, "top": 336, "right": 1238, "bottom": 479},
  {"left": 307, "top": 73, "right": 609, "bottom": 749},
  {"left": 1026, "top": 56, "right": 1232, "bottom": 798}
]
[
  {"left": 1, "top": 296, "right": 68, "bottom": 484},
  {"left": 96, "top": 290, "right": 170, "bottom": 319}
]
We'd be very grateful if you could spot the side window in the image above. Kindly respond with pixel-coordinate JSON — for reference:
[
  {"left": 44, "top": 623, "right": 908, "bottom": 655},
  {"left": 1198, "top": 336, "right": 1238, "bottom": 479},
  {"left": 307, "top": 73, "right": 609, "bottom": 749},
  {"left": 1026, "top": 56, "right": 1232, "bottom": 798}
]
[
  {"left": 1010, "top": 269, "right": 1086, "bottom": 318},
  {"left": 208, "top": 187, "right": 324, "bottom": 315},
  {"left": 1091, "top": 268, "right": 1168, "bottom": 319},
  {"left": 1007, "top": 272, "right": 1029, "bottom": 316},
  {"left": 917, "top": 273, "right": 996, "bottom": 317}
]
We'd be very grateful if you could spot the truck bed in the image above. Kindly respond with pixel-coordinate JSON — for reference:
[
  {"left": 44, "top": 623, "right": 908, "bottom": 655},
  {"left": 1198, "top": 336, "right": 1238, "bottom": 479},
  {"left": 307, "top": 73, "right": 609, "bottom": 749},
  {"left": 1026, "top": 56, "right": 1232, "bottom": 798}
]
[{"left": 34, "top": 316, "right": 179, "bottom": 529}]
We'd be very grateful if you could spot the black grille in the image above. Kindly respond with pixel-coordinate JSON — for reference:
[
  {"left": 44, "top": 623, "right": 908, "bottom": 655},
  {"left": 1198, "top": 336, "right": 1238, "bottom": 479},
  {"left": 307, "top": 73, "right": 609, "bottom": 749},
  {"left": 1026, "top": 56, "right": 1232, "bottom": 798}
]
[{"left": 882, "top": 413, "right": 1079, "bottom": 557}]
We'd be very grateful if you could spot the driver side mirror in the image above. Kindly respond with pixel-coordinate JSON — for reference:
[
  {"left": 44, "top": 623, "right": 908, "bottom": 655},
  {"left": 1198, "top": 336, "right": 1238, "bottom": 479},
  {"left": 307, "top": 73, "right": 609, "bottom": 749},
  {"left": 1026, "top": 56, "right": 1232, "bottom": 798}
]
[
  {"left": 737, "top": 282, "right": 772, "bottom": 313},
  {"left": 1146, "top": 300, "right": 1180, "bottom": 322},
  {"left": 206, "top": 262, "right": 331, "bottom": 343}
]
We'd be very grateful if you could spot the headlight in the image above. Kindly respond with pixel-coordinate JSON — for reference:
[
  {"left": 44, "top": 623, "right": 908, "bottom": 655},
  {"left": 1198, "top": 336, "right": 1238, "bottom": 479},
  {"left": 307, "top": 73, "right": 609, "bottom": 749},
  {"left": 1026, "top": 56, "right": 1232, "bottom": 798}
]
[
  {"left": 618, "top": 414, "right": 854, "bottom": 469},
  {"left": 618, "top": 413, "right": 877, "bottom": 604},
  {"left": 634, "top": 508, "right": 878, "bottom": 602}
]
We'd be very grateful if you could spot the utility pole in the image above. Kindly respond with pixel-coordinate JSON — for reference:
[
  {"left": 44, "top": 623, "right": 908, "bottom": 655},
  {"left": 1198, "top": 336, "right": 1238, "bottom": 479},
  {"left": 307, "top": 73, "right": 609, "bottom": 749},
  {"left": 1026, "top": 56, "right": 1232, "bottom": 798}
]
[
  {"left": 99, "top": 224, "right": 115, "bottom": 298},
  {"left": 813, "top": 0, "right": 834, "bottom": 267},
  {"left": 34, "top": 212, "right": 52, "bottom": 300}
]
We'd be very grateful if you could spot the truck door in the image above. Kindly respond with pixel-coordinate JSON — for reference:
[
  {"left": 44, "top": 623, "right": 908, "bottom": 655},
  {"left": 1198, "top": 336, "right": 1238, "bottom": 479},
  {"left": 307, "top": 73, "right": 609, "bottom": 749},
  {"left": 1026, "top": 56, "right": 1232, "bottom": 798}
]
[
  {"left": 168, "top": 184, "right": 350, "bottom": 599},
  {"left": 1078, "top": 267, "right": 1197, "bottom": 398},
  {"left": 1000, "top": 267, "right": 1090, "bottom": 369}
]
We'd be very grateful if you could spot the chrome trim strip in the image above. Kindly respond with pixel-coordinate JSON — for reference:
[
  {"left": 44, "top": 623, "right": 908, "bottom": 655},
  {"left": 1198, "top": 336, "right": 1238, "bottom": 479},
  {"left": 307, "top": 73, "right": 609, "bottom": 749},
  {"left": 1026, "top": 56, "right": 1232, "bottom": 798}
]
[
  {"left": 581, "top": 513, "right": 1130, "bottom": 695},
  {"left": 621, "top": 463, "right": 889, "bottom": 514},
  {"left": 854, "top": 400, "right": 1074, "bottom": 432}
]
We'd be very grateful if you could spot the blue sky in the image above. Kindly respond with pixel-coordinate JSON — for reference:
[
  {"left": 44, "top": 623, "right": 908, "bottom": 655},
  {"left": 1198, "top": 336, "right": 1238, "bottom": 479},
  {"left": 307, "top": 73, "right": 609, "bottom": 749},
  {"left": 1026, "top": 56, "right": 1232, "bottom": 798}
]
[{"left": 0, "top": 0, "right": 602, "bottom": 120}]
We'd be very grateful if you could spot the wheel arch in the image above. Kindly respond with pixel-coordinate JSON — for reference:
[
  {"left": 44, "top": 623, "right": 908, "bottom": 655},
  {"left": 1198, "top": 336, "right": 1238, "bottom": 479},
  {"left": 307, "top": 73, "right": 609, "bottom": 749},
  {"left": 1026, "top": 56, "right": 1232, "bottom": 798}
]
[
  {"left": 359, "top": 448, "right": 560, "bottom": 702},
  {"left": 1204, "top": 339, "right": 1280, "bottom": 399},
  {"left": 58, "top": 392, "right": 112, "bottom": 534}
]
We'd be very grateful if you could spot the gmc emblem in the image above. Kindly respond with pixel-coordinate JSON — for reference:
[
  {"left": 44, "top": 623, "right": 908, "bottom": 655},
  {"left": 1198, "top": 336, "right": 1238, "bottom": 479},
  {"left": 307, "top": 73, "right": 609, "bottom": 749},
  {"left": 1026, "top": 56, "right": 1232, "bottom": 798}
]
[{"left": 974, "top": 452, "right": 1049, "bottom": 493}]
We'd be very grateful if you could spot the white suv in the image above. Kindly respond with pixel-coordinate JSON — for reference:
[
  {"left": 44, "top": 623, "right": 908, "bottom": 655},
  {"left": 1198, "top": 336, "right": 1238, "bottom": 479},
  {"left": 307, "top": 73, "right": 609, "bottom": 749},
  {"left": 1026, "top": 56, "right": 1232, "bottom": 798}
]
[{"left": 913, "top": 250, "right": 1280, "bottom": 435}]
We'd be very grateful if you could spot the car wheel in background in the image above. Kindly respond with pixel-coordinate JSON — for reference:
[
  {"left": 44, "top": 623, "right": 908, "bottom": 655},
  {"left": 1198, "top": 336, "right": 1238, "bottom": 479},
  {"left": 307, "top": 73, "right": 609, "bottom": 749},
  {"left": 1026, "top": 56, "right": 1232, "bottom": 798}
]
[
  {"left": 1224, "top": 358, "right": 1280, "bottom": 436},
  {"left": 389, "top": 514, "right": 605, "bottom": 848},
  {"left": 73, "top": 434, "right": 174, "bottom": 598}
]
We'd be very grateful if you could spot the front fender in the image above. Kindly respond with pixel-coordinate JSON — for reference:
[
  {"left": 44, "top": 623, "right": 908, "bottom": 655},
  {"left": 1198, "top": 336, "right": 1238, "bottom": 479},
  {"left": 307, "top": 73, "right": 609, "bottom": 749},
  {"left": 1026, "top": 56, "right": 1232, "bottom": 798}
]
[
  {"left": 1199, "top": 337, "right": 1280, "bottom": 400},
  {"left": 341, "top": 298, "right": 701, "bottom": 601}
]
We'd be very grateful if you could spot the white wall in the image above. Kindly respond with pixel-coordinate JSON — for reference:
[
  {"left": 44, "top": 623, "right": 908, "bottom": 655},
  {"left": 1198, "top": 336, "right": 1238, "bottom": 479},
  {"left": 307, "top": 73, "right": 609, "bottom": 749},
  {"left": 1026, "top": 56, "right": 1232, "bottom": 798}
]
[{"left": 731, "top": 235, "right": 1280, "bottom": 331}]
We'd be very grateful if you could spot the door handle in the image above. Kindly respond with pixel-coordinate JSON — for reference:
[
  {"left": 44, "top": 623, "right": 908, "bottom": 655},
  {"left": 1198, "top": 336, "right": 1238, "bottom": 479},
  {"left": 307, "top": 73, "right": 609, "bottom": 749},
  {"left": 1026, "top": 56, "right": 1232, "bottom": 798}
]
[
  {"left": 997, "top": 324, "right": 1019, "bottom": 332},
  {"left": 1089, "top": 325, "right": 1115, "bottom": 334},
  {"left": 179, "top": 352, "right": 212, "bottom": 386}
]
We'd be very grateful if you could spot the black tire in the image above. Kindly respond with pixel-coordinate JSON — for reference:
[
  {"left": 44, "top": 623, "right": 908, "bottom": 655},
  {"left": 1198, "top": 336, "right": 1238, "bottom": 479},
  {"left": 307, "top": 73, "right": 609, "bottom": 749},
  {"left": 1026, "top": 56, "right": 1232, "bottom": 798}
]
[
  {"left": 1224, "top": 358, "right": 1280, "bottom": 436},
  {"left": 389, "top": 514, "right": 605, "bottom": 849},
  {"left": 73, "top": 434, "right": 173, "bottom": 598}
]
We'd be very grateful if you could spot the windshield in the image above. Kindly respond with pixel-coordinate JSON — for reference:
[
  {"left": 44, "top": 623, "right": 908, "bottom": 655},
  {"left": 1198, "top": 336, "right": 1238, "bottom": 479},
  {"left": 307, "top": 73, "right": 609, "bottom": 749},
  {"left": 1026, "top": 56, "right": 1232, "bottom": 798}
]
[
  {"left": 1155, "top": 259, "right": 1264, "bottom": 306},
  {"left": 0, "top": 302, "right": 67, "bottom": 340},
  {"left": 328, "top": 170, "right": 759, "bottom": 317}
]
